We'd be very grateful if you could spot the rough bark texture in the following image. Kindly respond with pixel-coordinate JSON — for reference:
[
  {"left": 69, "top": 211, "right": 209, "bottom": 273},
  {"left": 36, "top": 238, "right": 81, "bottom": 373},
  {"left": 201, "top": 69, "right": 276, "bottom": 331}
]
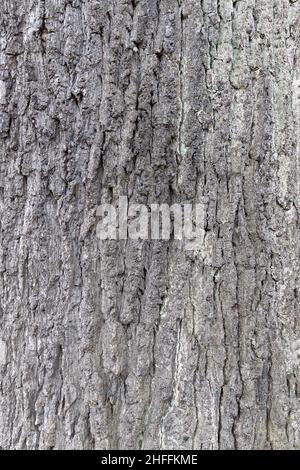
[{"left": 0, "top": 0, "right": 300, "bottom": 450}]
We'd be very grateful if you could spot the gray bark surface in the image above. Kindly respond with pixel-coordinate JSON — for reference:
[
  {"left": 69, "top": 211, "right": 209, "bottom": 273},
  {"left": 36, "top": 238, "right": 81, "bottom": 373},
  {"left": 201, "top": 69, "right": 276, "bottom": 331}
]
[{"left": 0, "top": 0, "right": 300, "bottom": 450}]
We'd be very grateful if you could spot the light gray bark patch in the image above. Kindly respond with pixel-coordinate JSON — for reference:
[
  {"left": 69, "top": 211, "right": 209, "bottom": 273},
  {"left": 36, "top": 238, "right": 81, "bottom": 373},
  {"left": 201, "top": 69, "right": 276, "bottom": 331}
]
[{"left": 0, "top": 340, "right": 7, "bottom": 366}]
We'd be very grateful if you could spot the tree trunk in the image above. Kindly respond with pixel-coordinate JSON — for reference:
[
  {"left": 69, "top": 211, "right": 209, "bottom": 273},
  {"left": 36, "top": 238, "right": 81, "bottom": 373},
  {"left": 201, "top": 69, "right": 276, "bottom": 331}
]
[{"left": 0, "top": 0, "right": 299, "bottom": 450}]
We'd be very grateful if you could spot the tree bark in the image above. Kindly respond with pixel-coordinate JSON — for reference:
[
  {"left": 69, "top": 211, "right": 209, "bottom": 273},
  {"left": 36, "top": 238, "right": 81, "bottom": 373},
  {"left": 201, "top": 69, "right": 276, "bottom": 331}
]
[{"left": 0, "top": 0, "right": 299, "bottom": 450}]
